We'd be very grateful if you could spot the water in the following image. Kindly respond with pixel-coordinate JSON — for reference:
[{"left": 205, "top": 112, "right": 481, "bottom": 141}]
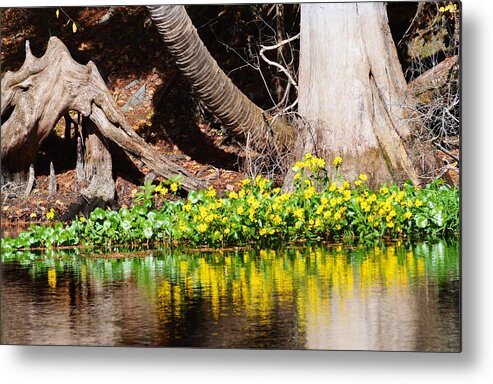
[{"left": 0, "top": 240, "right": 460, "bottom": 351}]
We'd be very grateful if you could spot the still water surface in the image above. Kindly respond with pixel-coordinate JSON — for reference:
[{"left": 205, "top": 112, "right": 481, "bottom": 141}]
[{"left": 0, "top": 240, "right": 460, "bottom": 351}]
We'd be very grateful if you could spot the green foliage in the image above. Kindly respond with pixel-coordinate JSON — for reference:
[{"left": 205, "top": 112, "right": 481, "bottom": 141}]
[{"left": 0, "top": 155, "right": 459, "bottom": 251}]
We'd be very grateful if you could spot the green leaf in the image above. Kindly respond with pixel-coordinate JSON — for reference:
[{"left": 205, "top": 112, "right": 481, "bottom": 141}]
[
  {"left": 431, "top": 207, "right": 444, "bottom": 227},
  {"left": 143, "top": 227, "right": 153, "bottom": 239},
  {"left": 415, "top": 215, "right": 428, "bottom": 229},
  {"left": 122, "top": 220, "right": 132, "bottom": 231},
  {"left": 91, "top": 208, "right": 105, "bottom": 221}
]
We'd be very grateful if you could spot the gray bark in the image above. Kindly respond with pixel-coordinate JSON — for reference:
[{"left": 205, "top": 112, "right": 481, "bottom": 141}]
[
  {"left": 295, "top": 3, "right": 419, "bottom": 186},
  {"left": 23, "top": 164, "right": 35, "bottom": 199},
  {"left": 48, "top": 162, "right": 57, "bottom": 196}
]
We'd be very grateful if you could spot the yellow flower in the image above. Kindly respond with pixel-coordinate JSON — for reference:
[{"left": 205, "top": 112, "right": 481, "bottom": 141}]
[
  {"left": 237, "top": 206, "right": 244, "bottom": 215},
  {"left": 293, "top": 161, "right": 305, "bottom": 172},
  {"left": 239, "top": 189, "right": 246, "bottom": 198},
  {"left": 259, "top": 228, "right": 267, "bottom": 236},
  {"left": 170, "top": 182, "right": 178, "bottom": 193},
  {"left": 182, "top": 203, "right": 192, "bottom": 212},
  {"left": 224, "top": 227, "right": 230, "bottom": 235},
  {"left": 198, "top": 223, "right": 208, "bottom": 233},
  {"left": 278, "top": 193, "right": 291, "bottom": 202},
  {"left": 79, "top": 216, "right": 86, "bottom": 222},
  {"left": 316, "top": 157, "right": 326, "bottom": 168},
  {"left": 46, "top": 208, "right": 55, "bottom": 220},
  {"left": 404, "top": 211, "right": 412, "bottom": 220},
  {"left": 248, "top": 207, "right": 256, "bottom": 220},
  {"left": 294, "top": 173, "right": 301, "bottom": 180},
  {"left": 271, "top": 215, "right": 282, "bottom": 225},
  {"left": 155, "top": 184, "right": 164, "bottom": 194},
  {"left": 333, "top": 156, "right": 343, "bottom": 167},
  {"left": 229, "top": 191, "right": 238, "bottom": 199},
  {"left": 329, "top": 182, "right": 337, "bottom": 192},
  {"left": 358, "top": 173, "right": 367, "bottom": 181},
  {"left": 155, "top": 185, "right": 168, "bottom": 196},
  {"left": 335, "top": 224, "right": 341, "bottom": 230},
  {"left": 343, "top": 190, "right": 351, "bottom": 201},
  {"left": 303, "top": 186, "right": 316, "bottom": 199},
  {"left": 241, "top": 178, "right": 251, "bottom": 186},
  {"left": 415, "top": 199, "right": 423, "bottom": 207},
  {"left": 293, "top": 208, "right": 305, "bottom": 219},
  {"left": 304, "top": 153, "right": 313, "bottom": 160},
  {"left": 179, "top": 221, "right": 188, "bottom": 232},
  {"left": 204, "top": 213, "right": 215, "bottom": 223},
  {"left": 206, "top": 186, "right": 216, "bottom": 198},
  {"left": 387, "top": 221, "right": 395, "bottom": 228},
  {"left": 354, "top": 180, "right": 362, "bottom": 187}
]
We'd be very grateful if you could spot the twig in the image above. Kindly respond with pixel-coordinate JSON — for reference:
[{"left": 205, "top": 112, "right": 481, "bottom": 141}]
[
  {"left": 259, "top": 34, "right": 300, "bottom": 92},
  {"left": 432, "top": 139, "right": 459, "bottom": 163}
]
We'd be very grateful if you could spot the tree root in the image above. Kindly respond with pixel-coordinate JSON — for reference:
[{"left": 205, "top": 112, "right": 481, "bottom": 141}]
[{"left": 1, "top": 37, "right": 206, "bottom": 206}]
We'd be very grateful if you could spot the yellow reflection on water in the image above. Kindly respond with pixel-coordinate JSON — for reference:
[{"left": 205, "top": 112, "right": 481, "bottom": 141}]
[
  {"left": 47, "top": 268, "right": 57, "bottom": 289},
  {"left": 151, "top": 243, "right": 456, "bottom": 350}
]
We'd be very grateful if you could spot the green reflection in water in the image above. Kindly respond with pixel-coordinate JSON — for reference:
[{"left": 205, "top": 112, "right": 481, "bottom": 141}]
[{"left": 1, "top": 240, "right": 459, "bottom": 349}]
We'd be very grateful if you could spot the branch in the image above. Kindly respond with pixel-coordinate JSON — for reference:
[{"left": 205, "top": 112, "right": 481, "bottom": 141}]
[
  {"left": 259, "top": 34, "right": 300, "bottom": 92},
  {"left": 432, "top": 138, "right": 460, "bottom": 163},
  {"left": 408, "top": 55, "right": 458, "bottom": 99}
]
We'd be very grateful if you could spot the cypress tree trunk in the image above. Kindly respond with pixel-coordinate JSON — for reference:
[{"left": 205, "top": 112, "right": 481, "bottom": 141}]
[{"left": 293, "top": 3, "right": 419, "bottom": 187}]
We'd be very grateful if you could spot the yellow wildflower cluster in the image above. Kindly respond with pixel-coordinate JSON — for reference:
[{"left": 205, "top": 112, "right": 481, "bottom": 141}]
[
  {"left": 155, "top": 184, "right": 168, "bottom": 196},
  {"left": 292, "top": 153, "right": 327, "bottom": 173},
  {"left": 2, "top": 152, "right": 458, "bottom": 251},
  {"left": 439, "top": 2, "right": 458, "bottom": 13}
]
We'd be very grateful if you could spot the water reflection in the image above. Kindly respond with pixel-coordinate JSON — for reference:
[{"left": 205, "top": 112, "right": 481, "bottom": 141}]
[{"left": 0, "top": 241, "right": 460, "bottom": 351}]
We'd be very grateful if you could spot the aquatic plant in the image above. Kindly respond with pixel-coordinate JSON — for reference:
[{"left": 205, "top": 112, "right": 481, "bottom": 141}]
[{"left": 0, "top": 155, "right": 459, "bottom": 250}]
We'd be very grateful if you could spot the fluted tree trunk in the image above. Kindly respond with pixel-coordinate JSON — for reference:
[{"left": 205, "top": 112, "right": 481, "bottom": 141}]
[
  {"left": 147, "top": 5, "right": 296, "bottom": 150},
  {"left": 294, "top": 3, "right": 420, "bottom": 186}
]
